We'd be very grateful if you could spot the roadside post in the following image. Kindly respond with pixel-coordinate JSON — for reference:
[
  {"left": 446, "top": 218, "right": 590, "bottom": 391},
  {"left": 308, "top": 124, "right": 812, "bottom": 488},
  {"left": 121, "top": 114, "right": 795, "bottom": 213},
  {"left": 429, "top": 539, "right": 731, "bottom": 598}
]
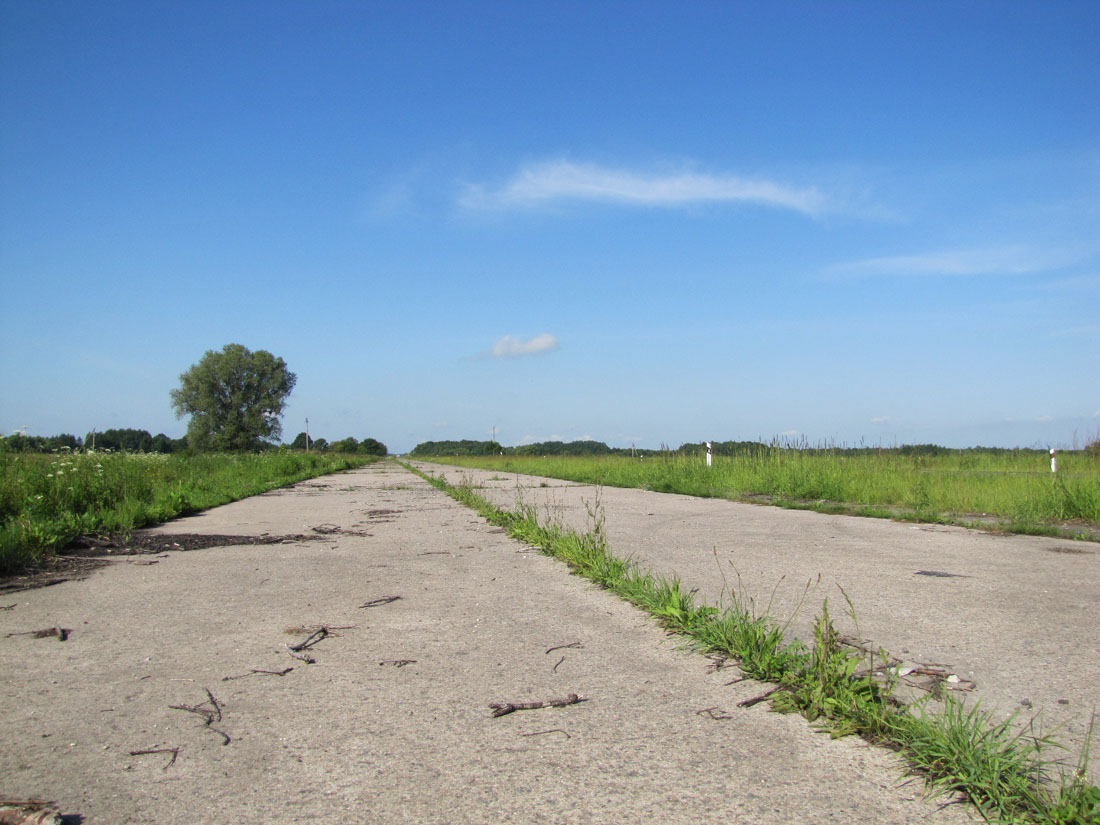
[
  {"left": 706, "top": 441, "right": 713, "bottom": 468},
  {"left": 1050, "top": 448, "right": 1057, "bottom": 473}
]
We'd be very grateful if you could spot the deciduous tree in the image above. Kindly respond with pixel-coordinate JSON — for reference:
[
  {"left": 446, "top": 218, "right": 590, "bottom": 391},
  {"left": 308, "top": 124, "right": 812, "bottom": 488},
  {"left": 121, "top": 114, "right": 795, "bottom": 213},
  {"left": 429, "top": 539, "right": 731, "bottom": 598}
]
[{"left": 170, "top": 344, "right": 296, "bottom": 452}]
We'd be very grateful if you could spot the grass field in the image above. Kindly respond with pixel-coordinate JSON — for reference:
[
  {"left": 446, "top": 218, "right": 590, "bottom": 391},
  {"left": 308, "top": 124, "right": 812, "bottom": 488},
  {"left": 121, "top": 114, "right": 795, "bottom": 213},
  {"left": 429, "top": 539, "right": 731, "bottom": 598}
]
[
  {"left": 424, "top": 450, "right": 1100, "bottom": 536},
  {"left": 0, "top": 450, "right": 381, "bottom": 575}
]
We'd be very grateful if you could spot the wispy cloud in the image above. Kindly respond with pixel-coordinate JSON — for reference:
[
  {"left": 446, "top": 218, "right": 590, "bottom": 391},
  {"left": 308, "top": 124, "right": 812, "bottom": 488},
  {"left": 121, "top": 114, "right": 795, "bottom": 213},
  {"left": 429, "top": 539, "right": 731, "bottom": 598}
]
[
  {"left": 490, "top": 333, "right": 560, "bottom": 358},
  {"left": 871, "top": 416, "right": 892, "bottom": 424},
  {"left": 827, "top": 245, "right": 1084, "bottom": 279},
  {"left": 460, "top": 160, "right": 827, "bottom": 216}
]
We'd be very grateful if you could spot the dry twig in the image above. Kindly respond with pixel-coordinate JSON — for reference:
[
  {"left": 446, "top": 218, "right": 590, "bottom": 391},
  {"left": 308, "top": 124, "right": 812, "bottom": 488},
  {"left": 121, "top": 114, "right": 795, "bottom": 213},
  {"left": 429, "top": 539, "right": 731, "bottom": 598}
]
[
  {"left": 521, "top": 728, "right": 571, "bottom": 739},
  {"left": 696, "top": 706, "right": 735, "bottom": 720},
  {"left": 288, "top": 627, "right": 328, "bottom": 651},
  {"left": 169, "top": 689, "right": 230, "bottom": 745},
  {"left": 545, "top": 642, "right": 583, "bottom": 654},
  {"left": 222, "top": 667, "right": 294, "bottom": 681},
  {"left": 359, "top": 596, "right": 402, "bottom": 608},
  {"left": 737, "top": 686, "right": 782, "bottom": 708},
  {"left": 5, "top": 626, "right": 69, "bottom": 641},
  {"left": 490, "top": 693, "right": 585, "bottom": 718},
  {"left": 129, "top": 747, "right": 179, "bottom": 770}
]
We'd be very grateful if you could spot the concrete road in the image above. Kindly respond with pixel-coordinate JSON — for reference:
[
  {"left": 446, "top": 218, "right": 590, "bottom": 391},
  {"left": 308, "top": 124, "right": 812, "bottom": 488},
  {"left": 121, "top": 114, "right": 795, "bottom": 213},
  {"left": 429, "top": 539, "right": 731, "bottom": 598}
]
[
  {"left": 0, "top": 460, "right": 1021, "bottom": 823},
  {"left": 418, "top": 460, "right": 1100, "bottom": 782}
]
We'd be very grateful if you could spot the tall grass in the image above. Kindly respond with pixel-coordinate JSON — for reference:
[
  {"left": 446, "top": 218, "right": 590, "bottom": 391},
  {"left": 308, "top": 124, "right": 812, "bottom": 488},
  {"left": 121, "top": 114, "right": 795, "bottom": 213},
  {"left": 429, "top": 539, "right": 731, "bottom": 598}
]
[
  {"left": 429, "top": 450, "right": 1100, "bottom": 533},
  {"left": 0, "top": 450, "right": 381, "bottom": 574}
]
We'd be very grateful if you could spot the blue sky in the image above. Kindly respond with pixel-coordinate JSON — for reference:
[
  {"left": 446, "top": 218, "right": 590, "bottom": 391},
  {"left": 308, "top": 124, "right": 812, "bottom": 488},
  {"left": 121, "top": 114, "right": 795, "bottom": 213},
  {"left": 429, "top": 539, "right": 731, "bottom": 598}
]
[{"left": 2, "top": 1, "right": 1097, "bottom": 453}]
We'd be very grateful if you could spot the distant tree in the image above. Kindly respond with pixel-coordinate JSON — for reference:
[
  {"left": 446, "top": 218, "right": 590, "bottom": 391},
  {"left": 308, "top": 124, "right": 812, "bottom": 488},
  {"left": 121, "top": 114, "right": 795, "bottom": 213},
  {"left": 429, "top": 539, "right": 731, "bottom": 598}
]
[
  {"left": 44, "top": 433, "right": 81, "bottom": 452},
  {"left": 150, "top": 433, "right": 187, "bottom": 453},
  {"left": 87, "top": 428, "right": 155, "bottom": 452},
  {"left": 290, "top": 432, "right": 311, "bottom": 450},
  {"left": 359, "top": 437, "right": 387, "bottom": 456},
  {"left": 170, "top": 344, "right": 296, "bottom": 452},
  {"left": 311, "top": 438, "right": 328, "bottom": 452},
  {"left": 1, "top": 432, "right": 79, "bottom": 453},
  {"left": 329, "top": 437, "right": 358, "bottom": 453}
]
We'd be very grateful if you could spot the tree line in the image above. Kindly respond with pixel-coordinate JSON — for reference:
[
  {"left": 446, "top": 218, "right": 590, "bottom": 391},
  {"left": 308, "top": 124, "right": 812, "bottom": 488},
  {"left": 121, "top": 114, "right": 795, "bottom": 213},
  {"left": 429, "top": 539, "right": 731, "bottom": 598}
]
[
  {"left": 1, "top": 428, "right": 386, "bottom": 455},
  {"left": 410, "top": 438, "right": 1072, "bottom": 458},
  {"left": 288, "top": 433, "right": 388, "bottom": 455}
]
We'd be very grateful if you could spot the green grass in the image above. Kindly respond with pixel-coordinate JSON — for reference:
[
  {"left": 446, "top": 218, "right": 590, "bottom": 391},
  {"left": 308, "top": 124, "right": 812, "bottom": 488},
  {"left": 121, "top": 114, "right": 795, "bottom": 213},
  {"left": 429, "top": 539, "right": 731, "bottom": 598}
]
[
  {"left": 424, "top": 451, "right": 1100, "bottom": 537},
  {"left": 0, "top": 450, "right": 383, "bottom": 575},
  {"left": 406, "top": 461, "right": 1099, "bottom": 825}
]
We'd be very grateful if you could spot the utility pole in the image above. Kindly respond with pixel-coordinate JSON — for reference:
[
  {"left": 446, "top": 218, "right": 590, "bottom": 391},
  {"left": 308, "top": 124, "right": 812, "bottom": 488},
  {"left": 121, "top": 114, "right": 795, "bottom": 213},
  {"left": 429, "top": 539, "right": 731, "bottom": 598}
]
[{"left": 305, "top": 418, "right": 310, "bottom": 452}]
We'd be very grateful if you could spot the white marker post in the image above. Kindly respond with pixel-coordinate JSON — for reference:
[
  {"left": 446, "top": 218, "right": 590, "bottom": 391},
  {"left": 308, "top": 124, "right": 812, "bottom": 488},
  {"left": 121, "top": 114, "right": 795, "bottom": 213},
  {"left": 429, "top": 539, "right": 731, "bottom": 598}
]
[
  {"left": 706, "top": 441, "right": 713, "bottom": 468},
  {"left": 1050, "top": 448, "right": 1057, "bottom": 473}
]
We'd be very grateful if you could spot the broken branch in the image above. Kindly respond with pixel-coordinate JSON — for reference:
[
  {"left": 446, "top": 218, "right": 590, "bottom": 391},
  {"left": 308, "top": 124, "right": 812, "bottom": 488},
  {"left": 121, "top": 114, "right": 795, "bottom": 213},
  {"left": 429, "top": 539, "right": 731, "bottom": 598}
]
[
  {"left": 288, "top": 627, "right": 328, "bottom": 651},
  {"left": 696, "top": 706, "right": 735, "bottom": 720},
  {"left": 222, "top": 667, "right": 294, "bottom": 681},
  {"left": 129, "top": 747, "right": 179, "bottom": 770},
  {"left": 545, "top": 642, "right": 583, "bottom": 654},
  {"left": 359, "top": 596, "right": 402, "bottom": 608},
  {"left": 737, "top": 686, "right": 782, "bottom": 708},
  {"left": 490, "top": 693, "right": 585, "bottom": 718},
  {"left": 5, "top": 626, "right": 69, "bottom": 641},
  {"left": 169, "top": 690, "right": 229, "bottom": 744},
  {"left": 521, "top": 728, "right": 571, "bottom": 739},
  {"left": 285, "top": 646, "right": 315, "bottom": 664}
]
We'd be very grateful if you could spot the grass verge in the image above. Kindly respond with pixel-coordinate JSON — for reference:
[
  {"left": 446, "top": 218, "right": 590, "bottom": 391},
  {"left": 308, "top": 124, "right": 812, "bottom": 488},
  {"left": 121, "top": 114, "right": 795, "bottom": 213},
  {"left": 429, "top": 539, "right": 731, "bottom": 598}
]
[
  {"left": 1, "top": 450, "right": 383, "bottom": 575},
  {"left": 425, "top": 453, "right": 1100, "bottom": 541},
  {"left": 405, "top": 461, "right": 1099, "bottom": 825}
]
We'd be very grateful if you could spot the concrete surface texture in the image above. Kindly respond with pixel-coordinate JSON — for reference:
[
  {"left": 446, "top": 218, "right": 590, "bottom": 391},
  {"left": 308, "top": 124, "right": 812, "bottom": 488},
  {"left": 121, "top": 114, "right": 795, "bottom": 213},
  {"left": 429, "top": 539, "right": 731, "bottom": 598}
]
[
  {"left": 419, "top": 461, "right": 1100, "bottom": 781},
  {"left": 0, "top": 459, "right": 1074, "bottom": 822}
]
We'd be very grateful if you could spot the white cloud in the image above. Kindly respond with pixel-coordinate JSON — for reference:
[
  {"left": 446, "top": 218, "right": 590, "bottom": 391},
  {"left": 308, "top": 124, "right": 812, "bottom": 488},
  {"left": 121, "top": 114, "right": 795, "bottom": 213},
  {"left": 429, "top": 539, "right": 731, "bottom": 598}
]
[
  {"left": 871, "top": 416, "right": 891, "bottom": 424},
  {"left": 490, "top": 333, "right": 560, "bottom": 358},
  {"left": 827, "top": 245, "right": 1084, "bottom": 279},
  {"left": 461, "top": 160, "right": 827, "bottom": 216}
]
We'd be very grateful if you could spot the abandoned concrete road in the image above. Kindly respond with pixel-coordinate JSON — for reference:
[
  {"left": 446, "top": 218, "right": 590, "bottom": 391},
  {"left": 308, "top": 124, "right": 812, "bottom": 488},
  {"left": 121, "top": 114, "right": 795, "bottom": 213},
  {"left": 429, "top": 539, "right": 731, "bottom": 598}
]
[
  {"left": 6, "top": 459, "right": 1081, "bottom": 823},
  {"left": 419, "top": 461, "right": 1100, "bottom": 773}
]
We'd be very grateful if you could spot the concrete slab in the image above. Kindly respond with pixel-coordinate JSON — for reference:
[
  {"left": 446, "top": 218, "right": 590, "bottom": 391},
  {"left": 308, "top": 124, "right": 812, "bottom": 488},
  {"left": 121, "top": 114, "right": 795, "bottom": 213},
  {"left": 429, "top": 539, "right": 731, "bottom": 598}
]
[
  {"left": 0, "top": 462, "right": 981, "bottom": 823},
  {"left": 418, "top": 460, "right": 1100, "bottom": 784}
]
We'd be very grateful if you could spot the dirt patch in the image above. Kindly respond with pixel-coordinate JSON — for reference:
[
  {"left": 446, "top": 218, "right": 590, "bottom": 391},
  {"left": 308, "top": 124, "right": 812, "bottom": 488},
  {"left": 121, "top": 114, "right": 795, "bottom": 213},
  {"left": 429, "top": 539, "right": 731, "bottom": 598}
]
[
  {"left": 1042, "top": 544, "right": 1093, "bottom": 554},
  {"left": 0, "top": 533, "right": 325, "bottom": 594},
  {"left": 63, "top": 532, "right": 320, "bottom": 556},
  {"left": 0, "top": 556, "right": 110, "bottom": 594}
]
